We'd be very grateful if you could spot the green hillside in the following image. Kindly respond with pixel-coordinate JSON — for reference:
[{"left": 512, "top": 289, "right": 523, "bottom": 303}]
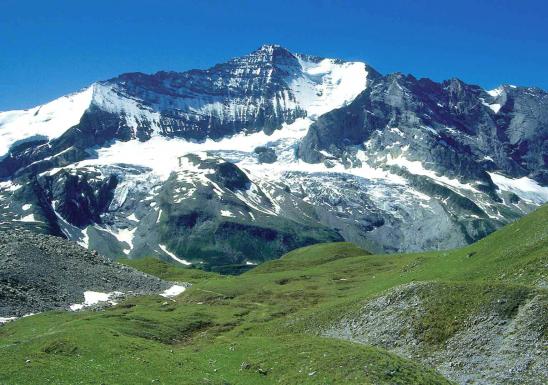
[{"left": 1, "top": 205, "right": 546, "bottom": 384}]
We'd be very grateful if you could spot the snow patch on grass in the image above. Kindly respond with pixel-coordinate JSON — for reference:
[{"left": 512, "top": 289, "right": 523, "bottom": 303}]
[
  {"left": 160, "top": 285, "right": 187, "bottom": 298},
  {"left": 69, "top": 291, "right": 123, "bottom": 311}
]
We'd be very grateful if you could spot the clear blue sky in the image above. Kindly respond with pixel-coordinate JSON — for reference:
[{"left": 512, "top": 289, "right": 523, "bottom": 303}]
[{"left": 1, "top": 0, "right": 547, "bottom": 110}]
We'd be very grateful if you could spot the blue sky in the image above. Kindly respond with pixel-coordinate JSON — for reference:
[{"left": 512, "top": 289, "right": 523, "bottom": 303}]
[{"left": 1, "top": 0, "right": 547, "bottom": 110}]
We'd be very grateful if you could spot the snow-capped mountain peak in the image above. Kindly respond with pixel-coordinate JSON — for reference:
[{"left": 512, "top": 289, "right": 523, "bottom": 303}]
[
  {"left": 0, "top": 45, "right": 371, "bottom": 161},
  {"left": 1, "top": 45, "right": 546, "bottom": 272}
]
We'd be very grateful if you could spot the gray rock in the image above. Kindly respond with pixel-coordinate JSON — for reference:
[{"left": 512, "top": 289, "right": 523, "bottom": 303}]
[
  {"left": 323, "top": 283, "right": 548, "bottom": 385},
  {"left": 0, "top": 230, "right": 173, "bottom": 317},
  {"left": 254, "top": 146, "right": 278, "bottom": 164}
]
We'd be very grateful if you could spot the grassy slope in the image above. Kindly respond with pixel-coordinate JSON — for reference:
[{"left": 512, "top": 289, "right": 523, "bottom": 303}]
[{"left": 0, "top": 205, "right": 546, "bottom": 384}]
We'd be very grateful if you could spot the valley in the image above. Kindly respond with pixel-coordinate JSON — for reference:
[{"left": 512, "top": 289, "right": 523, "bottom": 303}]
[{"left": 1, "top": 204, "right": 546, "bottom": 384}]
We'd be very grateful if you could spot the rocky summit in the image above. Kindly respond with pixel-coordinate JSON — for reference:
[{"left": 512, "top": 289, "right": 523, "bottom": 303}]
[{"left": 0, "top": 45, "right": 547, "bottom": 270}]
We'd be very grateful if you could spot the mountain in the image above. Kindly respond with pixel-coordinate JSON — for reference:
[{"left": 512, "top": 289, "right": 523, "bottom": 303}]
[
  {"left": 1, "top": 204, "right": 546, "bottom": 384},
  {"left": 0, "top": 45, "right": 546, "bottom": 270}
]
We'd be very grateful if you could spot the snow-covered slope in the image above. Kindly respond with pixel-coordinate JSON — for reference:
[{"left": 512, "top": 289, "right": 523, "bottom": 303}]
[
  {"left": 0, "top": 86, "right": 94, "bottom": 158},
  {"left": 0, "top": 45, "right": 546, "bottom": 271},
  {"left": 290, "top": 56, "right": 368, "bottom": 117}
]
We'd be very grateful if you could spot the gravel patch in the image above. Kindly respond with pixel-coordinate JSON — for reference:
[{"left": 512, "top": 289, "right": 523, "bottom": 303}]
[{"left": 0, "top": 230, "right": 181, "bottom": 317}]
